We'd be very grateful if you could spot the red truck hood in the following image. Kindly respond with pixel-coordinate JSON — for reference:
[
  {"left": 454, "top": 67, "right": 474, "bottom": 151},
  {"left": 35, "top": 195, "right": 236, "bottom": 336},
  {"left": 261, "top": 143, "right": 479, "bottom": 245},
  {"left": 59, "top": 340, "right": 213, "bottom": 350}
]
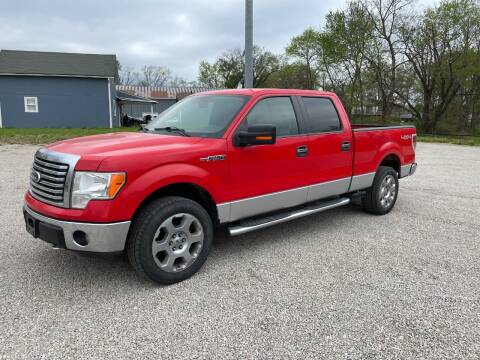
[
  {"left": 46, "top": 132, "right": 206, "bottom": 171},
  {"left": 47, "top": 132, "right": 203, "bottom": 157}
]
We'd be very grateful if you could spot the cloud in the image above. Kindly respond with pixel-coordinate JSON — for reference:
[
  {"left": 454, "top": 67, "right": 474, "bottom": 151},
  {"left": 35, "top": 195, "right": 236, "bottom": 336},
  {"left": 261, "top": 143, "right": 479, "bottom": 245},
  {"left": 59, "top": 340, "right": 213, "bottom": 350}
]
[{"left": 0, "top": 0, "right": 435, "bottom": 80}]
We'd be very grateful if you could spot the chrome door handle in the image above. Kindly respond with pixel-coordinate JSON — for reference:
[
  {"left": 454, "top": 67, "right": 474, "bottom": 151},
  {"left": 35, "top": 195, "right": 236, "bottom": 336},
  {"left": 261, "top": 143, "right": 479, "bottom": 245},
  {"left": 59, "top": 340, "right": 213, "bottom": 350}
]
[
  {"left": 341, "top": 142, "right": 351, "bottom": 151},
  {"left": 296, "top": 145, "right": 308, "bottom": 157}
]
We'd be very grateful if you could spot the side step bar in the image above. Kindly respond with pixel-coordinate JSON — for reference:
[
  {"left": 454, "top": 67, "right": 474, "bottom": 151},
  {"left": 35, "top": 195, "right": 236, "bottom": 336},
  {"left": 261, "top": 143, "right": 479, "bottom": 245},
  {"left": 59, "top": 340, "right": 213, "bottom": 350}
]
[{"left": 227, "top": 197, "right": 351, "bottom": 236}]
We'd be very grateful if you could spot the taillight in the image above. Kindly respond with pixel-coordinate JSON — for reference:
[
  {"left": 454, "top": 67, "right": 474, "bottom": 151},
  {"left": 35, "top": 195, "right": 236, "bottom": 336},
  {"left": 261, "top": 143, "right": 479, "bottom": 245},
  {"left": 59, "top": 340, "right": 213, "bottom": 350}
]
[{"left": 412, "top": 134, "right": 417, "bottom": 150}]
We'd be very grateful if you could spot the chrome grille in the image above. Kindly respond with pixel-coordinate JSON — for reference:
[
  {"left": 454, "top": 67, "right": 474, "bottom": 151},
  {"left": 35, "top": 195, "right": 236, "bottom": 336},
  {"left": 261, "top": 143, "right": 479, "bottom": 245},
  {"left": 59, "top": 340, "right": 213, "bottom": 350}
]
[
  {"left": 30, "top": 155, "right": 69, "bottom": 205},
  {"left": 29, "top": 148, "right": 80, "bottom": 208}
]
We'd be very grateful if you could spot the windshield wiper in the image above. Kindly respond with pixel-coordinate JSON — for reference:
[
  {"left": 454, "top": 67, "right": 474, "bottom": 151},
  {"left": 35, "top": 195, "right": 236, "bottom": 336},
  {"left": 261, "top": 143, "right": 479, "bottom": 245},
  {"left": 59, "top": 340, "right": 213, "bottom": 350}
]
[{"left": 154, "top": 127, "right": 190, "bottom": 137}]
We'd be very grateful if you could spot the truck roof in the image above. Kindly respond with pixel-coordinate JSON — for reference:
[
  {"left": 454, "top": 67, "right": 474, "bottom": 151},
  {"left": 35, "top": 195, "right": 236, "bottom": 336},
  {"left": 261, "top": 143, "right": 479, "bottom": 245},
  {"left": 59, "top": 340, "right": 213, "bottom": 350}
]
[{"left": 198, "top": 88, "right": 336, "bottom": 97}]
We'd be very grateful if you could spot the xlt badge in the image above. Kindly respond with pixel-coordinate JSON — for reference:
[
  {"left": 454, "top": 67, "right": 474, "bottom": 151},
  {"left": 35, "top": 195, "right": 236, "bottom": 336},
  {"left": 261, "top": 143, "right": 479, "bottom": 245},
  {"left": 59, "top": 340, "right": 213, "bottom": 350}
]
[{"left": 200, "top": 155, "right": 226, "bottom": 162}]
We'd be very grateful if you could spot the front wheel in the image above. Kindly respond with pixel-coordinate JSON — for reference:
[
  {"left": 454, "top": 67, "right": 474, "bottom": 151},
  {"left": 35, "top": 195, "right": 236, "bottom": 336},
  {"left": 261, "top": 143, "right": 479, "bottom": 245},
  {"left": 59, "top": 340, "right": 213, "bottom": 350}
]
[
  {"left": 127, "top": 196, "right": 214, "bottom": 285},
  {"left": 363, "top": 166, "right": 399, "bottom": 215}
]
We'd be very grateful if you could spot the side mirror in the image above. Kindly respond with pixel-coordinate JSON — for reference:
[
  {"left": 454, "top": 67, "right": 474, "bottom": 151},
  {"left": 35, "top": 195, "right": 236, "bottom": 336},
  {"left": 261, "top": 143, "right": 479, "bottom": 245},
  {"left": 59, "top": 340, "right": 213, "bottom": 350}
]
[{"left": 234, "top": 125, "right": 276, "bottom": 147}]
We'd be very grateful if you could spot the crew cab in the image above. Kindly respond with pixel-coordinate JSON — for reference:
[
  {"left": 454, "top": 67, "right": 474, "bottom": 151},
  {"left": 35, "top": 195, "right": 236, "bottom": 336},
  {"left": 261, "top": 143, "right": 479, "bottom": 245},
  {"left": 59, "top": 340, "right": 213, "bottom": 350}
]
[{"left": 23, "top": 89, "right": 417, "bottom": 284}]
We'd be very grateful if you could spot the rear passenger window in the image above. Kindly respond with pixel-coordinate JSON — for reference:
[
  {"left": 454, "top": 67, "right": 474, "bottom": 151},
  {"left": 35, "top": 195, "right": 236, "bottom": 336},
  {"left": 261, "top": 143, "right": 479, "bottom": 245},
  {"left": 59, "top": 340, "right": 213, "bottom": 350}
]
[
  {"left": 301, "top": 97, "right": 341, "bottom": 133},
  {"left": 244, "top": 97, "right": 299, "bottom": 137}
]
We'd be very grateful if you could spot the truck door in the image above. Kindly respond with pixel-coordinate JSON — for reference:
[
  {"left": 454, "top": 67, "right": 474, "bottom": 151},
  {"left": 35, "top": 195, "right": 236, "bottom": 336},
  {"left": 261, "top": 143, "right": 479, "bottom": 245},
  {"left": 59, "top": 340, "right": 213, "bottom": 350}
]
[
  {"left": 297, "top": 96, "right": 353, "bottom": 201},
  {"left": 227, "top": 96, "right": 311, "bottom": 221}
]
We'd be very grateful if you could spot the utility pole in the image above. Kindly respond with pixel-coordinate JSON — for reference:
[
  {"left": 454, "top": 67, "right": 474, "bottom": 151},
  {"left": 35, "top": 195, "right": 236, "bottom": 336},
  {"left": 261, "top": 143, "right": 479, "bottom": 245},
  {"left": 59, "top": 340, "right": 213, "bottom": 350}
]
[{"left": 244, "top": 0, "right": 253, "bottom": 88}]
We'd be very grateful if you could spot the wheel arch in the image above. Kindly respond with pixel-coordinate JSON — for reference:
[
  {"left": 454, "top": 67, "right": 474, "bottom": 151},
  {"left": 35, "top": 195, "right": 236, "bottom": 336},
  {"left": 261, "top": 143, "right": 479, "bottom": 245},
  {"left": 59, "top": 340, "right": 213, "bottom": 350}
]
[
  {"left": 378, "top": 153, "right": 401, "bottom": 174},
  {"left": 131, "top": 182, "right": 219, "bottom": 225},
  {"left": 375, "top": 139, "right": 403, "bottom": 175}
]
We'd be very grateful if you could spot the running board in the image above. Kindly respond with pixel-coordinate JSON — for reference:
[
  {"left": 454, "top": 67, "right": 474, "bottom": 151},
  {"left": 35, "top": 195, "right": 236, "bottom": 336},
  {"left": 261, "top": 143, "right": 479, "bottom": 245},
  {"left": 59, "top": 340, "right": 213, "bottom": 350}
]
[{"left": 227, "top": 197, "right": 351, "bottom": 236}]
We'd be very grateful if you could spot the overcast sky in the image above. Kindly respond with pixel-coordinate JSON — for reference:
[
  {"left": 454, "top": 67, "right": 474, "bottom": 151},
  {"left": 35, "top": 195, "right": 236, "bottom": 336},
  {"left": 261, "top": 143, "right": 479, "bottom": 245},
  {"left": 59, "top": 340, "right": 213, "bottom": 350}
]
[{"left": 1, "top": 0, "right": 436, "bottom": 81}]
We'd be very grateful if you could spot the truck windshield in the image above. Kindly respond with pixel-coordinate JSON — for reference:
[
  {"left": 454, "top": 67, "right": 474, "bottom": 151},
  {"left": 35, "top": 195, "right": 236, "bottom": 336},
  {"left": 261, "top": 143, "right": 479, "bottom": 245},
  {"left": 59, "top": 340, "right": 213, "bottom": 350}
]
[{"left": 144, "top": 94, "right": 250, "bottom": 138}]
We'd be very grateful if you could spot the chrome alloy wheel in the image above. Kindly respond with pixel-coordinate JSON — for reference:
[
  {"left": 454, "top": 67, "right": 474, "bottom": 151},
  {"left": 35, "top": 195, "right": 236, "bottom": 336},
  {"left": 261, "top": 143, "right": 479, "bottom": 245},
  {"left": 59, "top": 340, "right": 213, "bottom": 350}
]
[
  {"left": 151, "top": 213, "right": 204, "bottom": 273},
  {"left": 379, "top": 174, "right": 397, "bottom": 208}
]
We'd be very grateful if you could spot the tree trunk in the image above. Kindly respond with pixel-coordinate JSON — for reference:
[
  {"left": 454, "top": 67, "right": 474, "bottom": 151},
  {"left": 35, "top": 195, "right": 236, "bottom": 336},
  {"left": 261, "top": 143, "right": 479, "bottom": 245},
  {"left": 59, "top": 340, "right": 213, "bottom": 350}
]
[
  {"left": 381, "top": 94, "right": 389, "bottom": 123},
  {"left": 422, "top": 93, "right": 433, "bottom": 133},
  {"left": 359, "top": 76, "right": 365, "bottom": 122},
  {"left": 382, "top": 93, "right": 395, "bottom": 122}
]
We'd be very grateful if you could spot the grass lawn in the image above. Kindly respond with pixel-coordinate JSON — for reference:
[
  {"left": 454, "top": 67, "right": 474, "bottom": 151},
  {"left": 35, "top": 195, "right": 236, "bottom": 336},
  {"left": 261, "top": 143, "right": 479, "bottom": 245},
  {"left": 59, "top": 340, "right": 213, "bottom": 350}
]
[
  {"left": 0, "top": 127, "right": 137, "bottom": 145},
  {"left": 417, "top": 134, "right": 480, "bottom": 146}
]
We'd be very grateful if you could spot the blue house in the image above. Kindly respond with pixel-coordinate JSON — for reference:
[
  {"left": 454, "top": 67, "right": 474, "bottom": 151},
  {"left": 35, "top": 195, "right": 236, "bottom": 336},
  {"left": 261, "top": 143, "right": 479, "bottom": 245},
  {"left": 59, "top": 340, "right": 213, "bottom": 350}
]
[{"left": 0, "top": 50, "right": 117, "bottom": 128}]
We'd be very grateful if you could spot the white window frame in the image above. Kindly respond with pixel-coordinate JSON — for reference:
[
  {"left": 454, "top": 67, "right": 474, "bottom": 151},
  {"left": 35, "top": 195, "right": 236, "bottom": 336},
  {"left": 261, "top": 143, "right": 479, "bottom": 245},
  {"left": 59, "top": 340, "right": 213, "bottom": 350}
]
[{"left": 24, "top": 97, "right": 39, "bottom": 113}]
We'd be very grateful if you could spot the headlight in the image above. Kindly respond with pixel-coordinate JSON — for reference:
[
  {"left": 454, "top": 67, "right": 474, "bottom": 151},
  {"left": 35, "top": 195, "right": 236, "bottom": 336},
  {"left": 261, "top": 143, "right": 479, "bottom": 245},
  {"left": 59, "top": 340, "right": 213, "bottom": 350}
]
[{"left": 72, "top": 172, "right": 126, "bottom": 209}]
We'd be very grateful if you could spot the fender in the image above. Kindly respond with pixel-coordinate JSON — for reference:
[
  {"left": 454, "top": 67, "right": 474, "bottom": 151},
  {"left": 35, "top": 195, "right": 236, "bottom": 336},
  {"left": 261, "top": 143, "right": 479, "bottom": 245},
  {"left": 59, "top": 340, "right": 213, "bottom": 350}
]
[
  {"left": 374, "top": 141, "right": 404, "bottom": 171},
  {"left": 116, "top": 162, "right": 224, "bottom": 219}
]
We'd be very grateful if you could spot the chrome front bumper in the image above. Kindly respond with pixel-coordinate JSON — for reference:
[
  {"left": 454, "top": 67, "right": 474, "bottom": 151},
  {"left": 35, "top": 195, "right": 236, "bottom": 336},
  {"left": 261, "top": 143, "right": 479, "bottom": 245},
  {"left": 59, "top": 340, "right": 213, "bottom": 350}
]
[{"left": 23, "top": 206, "right": 131, "bottom": 253}]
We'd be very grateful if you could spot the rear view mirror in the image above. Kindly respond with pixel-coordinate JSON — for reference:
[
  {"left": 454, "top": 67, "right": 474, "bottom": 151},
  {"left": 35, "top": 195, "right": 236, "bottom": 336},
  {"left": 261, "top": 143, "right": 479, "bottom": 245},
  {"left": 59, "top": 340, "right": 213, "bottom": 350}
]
[{"left": 234, "top": 125, "right": 276, "bottom": 147}]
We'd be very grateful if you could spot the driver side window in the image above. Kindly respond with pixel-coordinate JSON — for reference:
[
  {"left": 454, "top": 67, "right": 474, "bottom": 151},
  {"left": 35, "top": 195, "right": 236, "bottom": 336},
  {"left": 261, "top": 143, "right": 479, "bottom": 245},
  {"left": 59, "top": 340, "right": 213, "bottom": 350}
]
[{"left": 242, "top": 97, "right": 299, "bottom": 137}]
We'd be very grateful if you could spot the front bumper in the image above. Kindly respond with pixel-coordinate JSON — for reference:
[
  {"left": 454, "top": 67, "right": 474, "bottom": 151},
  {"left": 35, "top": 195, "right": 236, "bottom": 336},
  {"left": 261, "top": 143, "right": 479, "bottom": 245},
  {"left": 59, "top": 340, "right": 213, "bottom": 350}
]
[{"left": 23, "top": 205, "right": 131, "bottom": 253}]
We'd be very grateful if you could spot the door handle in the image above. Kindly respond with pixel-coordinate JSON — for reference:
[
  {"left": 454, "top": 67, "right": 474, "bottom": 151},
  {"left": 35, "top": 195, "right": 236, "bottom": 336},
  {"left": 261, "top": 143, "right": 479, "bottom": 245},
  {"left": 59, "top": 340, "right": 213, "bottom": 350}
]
[
  {"left": 296, "top": 145, "right": 308, "bottom": 157},
  {"left": 341, "top": 141, "right": 351, "bottom": 151}
]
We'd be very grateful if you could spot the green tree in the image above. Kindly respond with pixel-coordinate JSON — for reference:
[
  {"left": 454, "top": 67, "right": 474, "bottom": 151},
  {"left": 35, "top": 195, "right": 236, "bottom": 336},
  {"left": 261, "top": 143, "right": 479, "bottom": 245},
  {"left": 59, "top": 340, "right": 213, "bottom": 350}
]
[
  {"left": 198, "top": 61, "right": 223, "bottom": 88},
  {"left": 253, "top": 48, "right": 280, "bottom": 86},
  {"left": 360, "top": 0, "right": 411, "bottom": 121},
  {"left": 264, "top": 60, "right": 312, "bottom": 89},
  {"left": 320, "top": 3, "right": 374, "bottom": 116},
  {"left": 216, "top": 48, "right": 244, "bottom": 88},
  {"left": 198, "top": 46, "right": 279, "bottom": 88},
  {"left": 286, "top": 28, "right": 323, "bottom": 89},
  {"left": 398, "top": 0, "right": 480, "bottom": 133}
]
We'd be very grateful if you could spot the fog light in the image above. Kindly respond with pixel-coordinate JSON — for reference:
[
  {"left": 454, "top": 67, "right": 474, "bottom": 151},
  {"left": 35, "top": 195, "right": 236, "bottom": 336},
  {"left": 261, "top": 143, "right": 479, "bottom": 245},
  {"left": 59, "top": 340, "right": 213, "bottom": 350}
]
[{"left": 72, "top": 231, "right": 88, "bottom": 246}]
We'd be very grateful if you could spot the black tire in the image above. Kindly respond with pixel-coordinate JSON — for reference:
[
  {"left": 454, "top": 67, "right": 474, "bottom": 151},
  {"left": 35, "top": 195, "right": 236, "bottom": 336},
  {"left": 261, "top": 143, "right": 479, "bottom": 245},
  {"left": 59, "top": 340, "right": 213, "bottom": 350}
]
[
  {"left": 363, "top": 166, "right": 399, "bottom": 215},
  {"left": 127, "top": 196, "right": 214, "bottom": 285}
]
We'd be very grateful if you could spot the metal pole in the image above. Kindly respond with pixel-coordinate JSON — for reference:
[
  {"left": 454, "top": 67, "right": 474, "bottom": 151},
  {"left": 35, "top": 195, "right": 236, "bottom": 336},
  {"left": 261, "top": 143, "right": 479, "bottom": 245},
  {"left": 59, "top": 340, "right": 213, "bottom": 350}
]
[{"left": 244, "top": 0, "right": 253, "bottom": 88}]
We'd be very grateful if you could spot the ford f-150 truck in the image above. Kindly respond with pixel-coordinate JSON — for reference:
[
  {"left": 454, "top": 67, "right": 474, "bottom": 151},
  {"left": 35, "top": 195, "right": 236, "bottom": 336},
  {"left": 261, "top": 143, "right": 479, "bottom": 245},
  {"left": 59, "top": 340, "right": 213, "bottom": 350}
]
[{"left": 23, "top": 89, "right": 417, "bottom": 284}]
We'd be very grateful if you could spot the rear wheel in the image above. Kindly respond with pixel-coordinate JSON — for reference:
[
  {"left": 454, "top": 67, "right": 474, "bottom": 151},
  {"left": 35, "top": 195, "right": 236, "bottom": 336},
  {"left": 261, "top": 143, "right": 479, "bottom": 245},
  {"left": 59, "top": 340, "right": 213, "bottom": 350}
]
[
  {"left": 127, "top": 196, "right": 213, "bottom": 285},
  {"left": 363, "top": 166, "right": 399, "bottom": 215}
]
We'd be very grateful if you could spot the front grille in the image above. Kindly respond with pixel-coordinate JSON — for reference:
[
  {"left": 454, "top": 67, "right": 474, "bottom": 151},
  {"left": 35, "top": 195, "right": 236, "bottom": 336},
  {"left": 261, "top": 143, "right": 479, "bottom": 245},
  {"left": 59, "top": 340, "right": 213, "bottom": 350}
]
[{"left": 30, "top": 155, "right": 69, "bottom": 206}]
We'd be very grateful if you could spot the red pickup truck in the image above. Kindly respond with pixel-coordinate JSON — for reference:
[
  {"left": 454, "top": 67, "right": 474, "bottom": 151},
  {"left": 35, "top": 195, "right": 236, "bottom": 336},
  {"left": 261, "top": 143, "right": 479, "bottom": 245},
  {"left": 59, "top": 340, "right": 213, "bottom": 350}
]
[{"left": 24, "top": 89, "right": 417, "bottom": 284}]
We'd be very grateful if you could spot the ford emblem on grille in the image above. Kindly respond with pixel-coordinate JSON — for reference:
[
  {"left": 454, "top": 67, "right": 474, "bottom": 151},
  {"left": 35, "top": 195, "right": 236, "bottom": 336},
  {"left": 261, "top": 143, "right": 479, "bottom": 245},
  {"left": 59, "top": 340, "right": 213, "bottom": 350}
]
[{"left": 32, "top": 170, "right": 41, "bottom": 183}]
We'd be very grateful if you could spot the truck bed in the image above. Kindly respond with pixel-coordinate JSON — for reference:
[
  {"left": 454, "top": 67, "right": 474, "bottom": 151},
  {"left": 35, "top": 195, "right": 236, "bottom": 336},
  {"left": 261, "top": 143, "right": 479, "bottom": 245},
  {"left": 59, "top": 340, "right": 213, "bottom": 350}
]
[{"left": 352, "top": 124, "right": 416, "bottom": 176}]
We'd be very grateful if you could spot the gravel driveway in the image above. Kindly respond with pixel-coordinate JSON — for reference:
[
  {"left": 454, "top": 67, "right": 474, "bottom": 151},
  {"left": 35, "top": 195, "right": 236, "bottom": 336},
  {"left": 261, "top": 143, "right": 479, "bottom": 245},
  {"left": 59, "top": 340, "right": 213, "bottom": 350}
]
[{"left": 1, "top": 142, "right": 479, "bottom": 359}]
